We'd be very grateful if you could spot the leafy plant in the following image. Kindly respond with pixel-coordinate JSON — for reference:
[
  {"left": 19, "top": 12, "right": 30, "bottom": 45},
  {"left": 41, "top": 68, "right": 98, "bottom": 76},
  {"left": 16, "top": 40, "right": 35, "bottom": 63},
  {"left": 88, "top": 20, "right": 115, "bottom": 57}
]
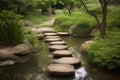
[
  {"left": 88, "top": 29, "right": 120, "bottom": 70},
  {"left": 0, "top": 10, "right": 24, "bottom": 46}
]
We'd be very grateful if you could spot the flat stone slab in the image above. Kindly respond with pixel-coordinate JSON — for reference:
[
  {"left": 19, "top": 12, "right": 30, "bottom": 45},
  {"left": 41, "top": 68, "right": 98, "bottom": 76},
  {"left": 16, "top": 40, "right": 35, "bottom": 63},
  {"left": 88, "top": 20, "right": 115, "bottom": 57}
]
[
  {"left": 36, "top": 27, "right": 54, "bottom": 33},
  {"left": 53, "top": 50, "right": 72, "bottom": 57},
  {"left": 49, "top": 45, "right": 68, "bottom": 51},
  {"left": 44, "top": 33, "right": 58, "bottom": 36},
  {"left": 57, "top": 32, "right": 69, "bottom": 36},
  {"left": 54, "top": 57, "right": 80, "bottom": 65},
  {"left": 50, "top": 41, "right": 67, "bottom": 45},
  {"left": 45, "top": 38, "right": 62, "bottom": 42},
  {"left": 45, "top": 36, "right": 60, "bottom": 39},
  {"left": 47, "top": 64, "right": 75, "bottom": 76}
]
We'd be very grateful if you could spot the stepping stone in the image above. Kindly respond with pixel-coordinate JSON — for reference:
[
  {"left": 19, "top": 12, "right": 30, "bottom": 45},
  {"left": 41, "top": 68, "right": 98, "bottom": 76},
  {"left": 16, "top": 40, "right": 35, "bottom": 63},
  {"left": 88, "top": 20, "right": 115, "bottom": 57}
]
[
  {"left": 45, "top": 36, "right": 60, "bottom": 39},
  {"left": 50, "top": 41, "right": 67, "bottom": 45},
  {"left": 47, "top": 64, "right": 75, "bottom": 76},
  {"left": 44, "top": 33, "right": 58, "bottom": 36},
  {"left": 54, "top": 57, "right": 80, "bottom": 65},
  {"left": 53, "top": 50, "right": 72, "bottom": 57},
  {"left": 49, "top": 45, "right": 68, "bottom": 51},
  {"left": 45, "top": 38, "right": 62, "bottom": 42},
  {"left": 57, "top": 32, "right": 69, "bottom": 36},
  {"left": 36, "top": 27, "right": 54, "bottom": 33}
]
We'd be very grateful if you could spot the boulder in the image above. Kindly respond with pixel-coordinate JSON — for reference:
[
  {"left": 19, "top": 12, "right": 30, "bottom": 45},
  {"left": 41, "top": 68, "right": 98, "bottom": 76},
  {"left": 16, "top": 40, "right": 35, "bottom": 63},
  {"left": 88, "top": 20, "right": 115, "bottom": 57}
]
[
  {"left": 53, "top": 50, "right": 72, "bottom": 57},
  {"left": 47, "top": 64, "right": 75, "bottom": 76},
  {"left": 45, "top": 36, "right": 60, "bottom": 39},
  {"left": 44, "top": 33, "right": 58, "bottom": 36},
  {"left": 54, "top": 57, "right": 81, "bottom": 65},
  {"left": 50, "top": 41, "right": 67, "bottom": 45},
  {"left": 49, "top": 45, "right": 68, "bottom": 51},
  {"left": 0, "top": 48, "right": 17, "bottom": 61},
  {"left": 69, "top": 25, "right": 77, "bottom": 35},
  {"left": 11, "top": 43, "right": 33, "bottom": 56},
  {"left": 36, "top": 33, "right": 44, "bottom": 39},
  {"left": 90, "top": 29, "right": 97, "bottom": 37},
  {"left": 57, "top": 32, "right": 69, "bottom": 36},
  {"left": 80, "top": 40, "right": 94, "bottom": 53},
  {"left": 45, "top": 38, "right": 62, "bottom": 42}
]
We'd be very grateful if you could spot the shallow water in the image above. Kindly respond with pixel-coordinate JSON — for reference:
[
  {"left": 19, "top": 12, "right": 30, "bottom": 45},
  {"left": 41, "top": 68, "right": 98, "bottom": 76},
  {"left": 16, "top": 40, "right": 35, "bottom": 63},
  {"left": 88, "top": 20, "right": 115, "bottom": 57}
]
[{"left": 0, "top": 36, "right": 120, "bottom": 80}]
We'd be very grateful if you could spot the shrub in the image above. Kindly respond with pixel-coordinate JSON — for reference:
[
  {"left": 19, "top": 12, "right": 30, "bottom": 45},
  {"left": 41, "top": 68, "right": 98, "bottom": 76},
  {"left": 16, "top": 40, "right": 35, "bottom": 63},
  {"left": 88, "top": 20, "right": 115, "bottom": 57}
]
[
  {"left": 88, "top": 29, "right": 120, "bottom": 70},
  {"left": 0, "top": 10, "right": 24, "bottom": 46},
  {"left": 107, "top": 6, "right": 120, "bottom": 29},
  {"left": 54, "top": 11, "right": 97, "bottom": 37}
]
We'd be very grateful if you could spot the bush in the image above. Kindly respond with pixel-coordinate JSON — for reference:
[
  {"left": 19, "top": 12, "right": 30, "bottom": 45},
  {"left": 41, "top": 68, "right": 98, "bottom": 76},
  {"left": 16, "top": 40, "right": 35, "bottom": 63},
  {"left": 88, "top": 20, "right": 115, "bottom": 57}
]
[
  {"left": 0, "top": 10, "right": 24, "bottom": 46},
  {"left": 88, "top": 29, "right": 120, "bottom": 70},
  {"left": 54, "top": 11, "right": 97, "bottom": 37},
  {"left": 107, "top": 6, "right": 120, "bottom": 29}
]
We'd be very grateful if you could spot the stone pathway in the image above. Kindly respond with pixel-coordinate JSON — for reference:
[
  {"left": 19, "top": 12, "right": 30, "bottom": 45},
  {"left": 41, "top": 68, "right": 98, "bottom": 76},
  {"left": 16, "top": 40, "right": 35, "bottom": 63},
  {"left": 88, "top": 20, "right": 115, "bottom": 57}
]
[
  {"left": 34, "top": 16, "right": 55, "bottom": 27},
  {"left": 37, "top": 27, "right": 81, "bottom": 76}
]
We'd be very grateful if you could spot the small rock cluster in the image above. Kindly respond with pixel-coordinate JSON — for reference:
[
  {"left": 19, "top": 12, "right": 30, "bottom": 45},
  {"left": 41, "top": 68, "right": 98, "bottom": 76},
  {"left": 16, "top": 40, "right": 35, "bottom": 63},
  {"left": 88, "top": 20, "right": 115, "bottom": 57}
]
[{"left": 39, "top": 27, "right": 81, "bottom": 76}]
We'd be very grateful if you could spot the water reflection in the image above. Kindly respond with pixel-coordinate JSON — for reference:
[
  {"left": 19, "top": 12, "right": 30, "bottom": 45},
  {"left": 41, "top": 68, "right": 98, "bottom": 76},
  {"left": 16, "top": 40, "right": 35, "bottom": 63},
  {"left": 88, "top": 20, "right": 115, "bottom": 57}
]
[{"left": 0, "top": 36, "right": 120, "bottom": 80}]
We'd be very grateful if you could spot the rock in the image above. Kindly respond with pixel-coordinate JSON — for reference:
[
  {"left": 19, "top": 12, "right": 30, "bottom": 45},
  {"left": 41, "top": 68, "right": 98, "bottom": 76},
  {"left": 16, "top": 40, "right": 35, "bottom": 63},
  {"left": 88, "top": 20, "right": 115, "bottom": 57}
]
[
  {"left": 54, "top": 57, "right": 81, "bottom": 65},
  {"left": 11, "top": 43, "right": 33, "bottom": 56},
  {"left": 44, "top": 33, "right": 58, "bottom": 36},
  {"left": 69, "top": 25, "right": 77, "bottom": 35},
  {"left": 49, "top": 45, "right": 68, "bottom": 51},
  {"left": 47, "top": 64, "right": 75, "bottom": 76},
  {"left": 57, "top": 32, "right": 69, "bottom": 36},
  {"left": 53, "top": 50, "right": 72, "bottom": 57},
  {"left": 80, "top": 40, "right": 94, "bottom": 53},
  {"left": 45, "top": 38, "right": 62, "bottom": 42},
  {"left": 45, "top": 36, "right": 60, "bottom": 39},
  {"left": 50, "top": 41, "right": 67, "bottom": 45},
  {"left": 0, "top": 48, "right": 17, "bottom": 61},
  {"left": 35, "top": 27, "right": 54, "bottom": 33},
  {"left": 36, "top": 33, "right": 44, "bottom": 39},
  {"left": 90, "top": 29, "right": 97, "bottom": 37}
]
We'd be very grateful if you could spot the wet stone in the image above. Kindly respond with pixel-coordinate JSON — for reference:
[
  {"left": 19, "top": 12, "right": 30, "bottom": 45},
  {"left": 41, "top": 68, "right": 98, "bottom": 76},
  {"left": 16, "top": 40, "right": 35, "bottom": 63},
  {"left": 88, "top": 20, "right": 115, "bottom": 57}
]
[
  {"left": 54, "top": 57, "right": 81, "bottom": 65},
  {"left": 47, "top": 64, "right": 75, "bottom": 76},
  {"left": 45, "top": 38, "right": 62, "bottom": 42},
  {"left": 45, "top": 36, "right": 60, "bottom": 39},
  {"left": 57, "top": 32, "right": 69, "bottom": 36},
  {"left": 53, "top": 50, "right": 72, "bottom": 57},
  {"left": 49, "top": 45, "right": 68, "bottom": 51},
  {"left": 50, "top": 41, "right": 67, "bottom": 45},
  {"left": 44, "top": 33, "right": 58, "bottom": 36}
]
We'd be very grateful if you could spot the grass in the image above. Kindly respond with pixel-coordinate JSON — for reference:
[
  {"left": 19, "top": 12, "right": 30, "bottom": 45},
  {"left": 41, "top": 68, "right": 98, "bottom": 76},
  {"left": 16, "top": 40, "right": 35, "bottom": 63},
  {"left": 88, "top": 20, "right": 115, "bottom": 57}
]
[
  {"left": 25, "top": 11, "right": 49, "bottom": 25},
  {"left": 0, "top": 10, "right": 24, "bottom": 46}
]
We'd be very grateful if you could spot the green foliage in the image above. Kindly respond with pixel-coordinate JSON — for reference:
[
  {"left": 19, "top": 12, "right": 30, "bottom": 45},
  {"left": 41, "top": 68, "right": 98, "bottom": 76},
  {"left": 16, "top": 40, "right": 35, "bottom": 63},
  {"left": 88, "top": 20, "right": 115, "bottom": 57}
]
[
  {"left": 0, "top": 0, "right": 36, "bottom": 15},
  {"left": 88, "top": 29, "right": 120, "bottom": 69},
  {"left": 24, "top": 29, "right": 40, "bottom": 51},
  {"left": 0, "top": 10, "right": 24, "bottom": 46},
  {"left": 25, "top": 11, "right": 49, "bottom": 25},
  {"left": 107, "top": 6, "right": 120, "bottom": 29},
  {"left": 54, "top": 11, "right": 97, "bottom": 37}
]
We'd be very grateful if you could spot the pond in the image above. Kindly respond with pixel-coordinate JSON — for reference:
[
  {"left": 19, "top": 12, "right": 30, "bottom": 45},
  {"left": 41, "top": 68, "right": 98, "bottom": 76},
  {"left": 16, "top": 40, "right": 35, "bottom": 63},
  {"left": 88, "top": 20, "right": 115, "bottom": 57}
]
[{"left": 0, "top": 36, "right": 120, "bottom": 80}]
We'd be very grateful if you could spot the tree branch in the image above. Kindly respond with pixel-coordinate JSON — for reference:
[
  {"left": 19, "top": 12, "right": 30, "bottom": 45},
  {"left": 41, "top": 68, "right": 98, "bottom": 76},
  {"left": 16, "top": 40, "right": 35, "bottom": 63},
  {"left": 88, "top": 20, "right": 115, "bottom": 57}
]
[{"left": 79, "top": 0, "right": 100, "bottom": 26}]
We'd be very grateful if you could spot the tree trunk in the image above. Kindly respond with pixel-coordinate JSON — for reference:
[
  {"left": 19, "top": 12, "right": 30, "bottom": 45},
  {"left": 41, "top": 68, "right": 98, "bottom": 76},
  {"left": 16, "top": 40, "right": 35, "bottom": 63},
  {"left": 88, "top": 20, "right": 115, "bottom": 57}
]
[
  {"left": 100, "top": 0, "right": 107, "bottom": 39},
  {"left": 68, "top": 9, "right": 71, "bottom": 16}
]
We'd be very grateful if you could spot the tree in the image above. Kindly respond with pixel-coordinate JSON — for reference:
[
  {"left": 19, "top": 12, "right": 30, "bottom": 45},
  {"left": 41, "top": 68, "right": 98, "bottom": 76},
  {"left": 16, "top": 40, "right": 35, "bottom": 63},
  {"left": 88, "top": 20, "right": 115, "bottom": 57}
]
[
  {"left": 0, "top": 0, "right": 35, "bottom": 15},
  {"left": 36, "top": 0, "right": 56, "bottom": 16},
  {"left": 79, "top": 0, "right": 108, "bottom": 39},
  {"left": 57, "top": 0, "right": 78, "bottom": 16}
]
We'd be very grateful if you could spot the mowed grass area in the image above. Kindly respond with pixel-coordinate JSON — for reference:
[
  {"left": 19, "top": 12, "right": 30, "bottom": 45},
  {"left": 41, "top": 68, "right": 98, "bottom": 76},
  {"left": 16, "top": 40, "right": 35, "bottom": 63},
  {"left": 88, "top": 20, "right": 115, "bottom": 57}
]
[{"left": 25, "top": 11, "right": 49, "bottom": 25}]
